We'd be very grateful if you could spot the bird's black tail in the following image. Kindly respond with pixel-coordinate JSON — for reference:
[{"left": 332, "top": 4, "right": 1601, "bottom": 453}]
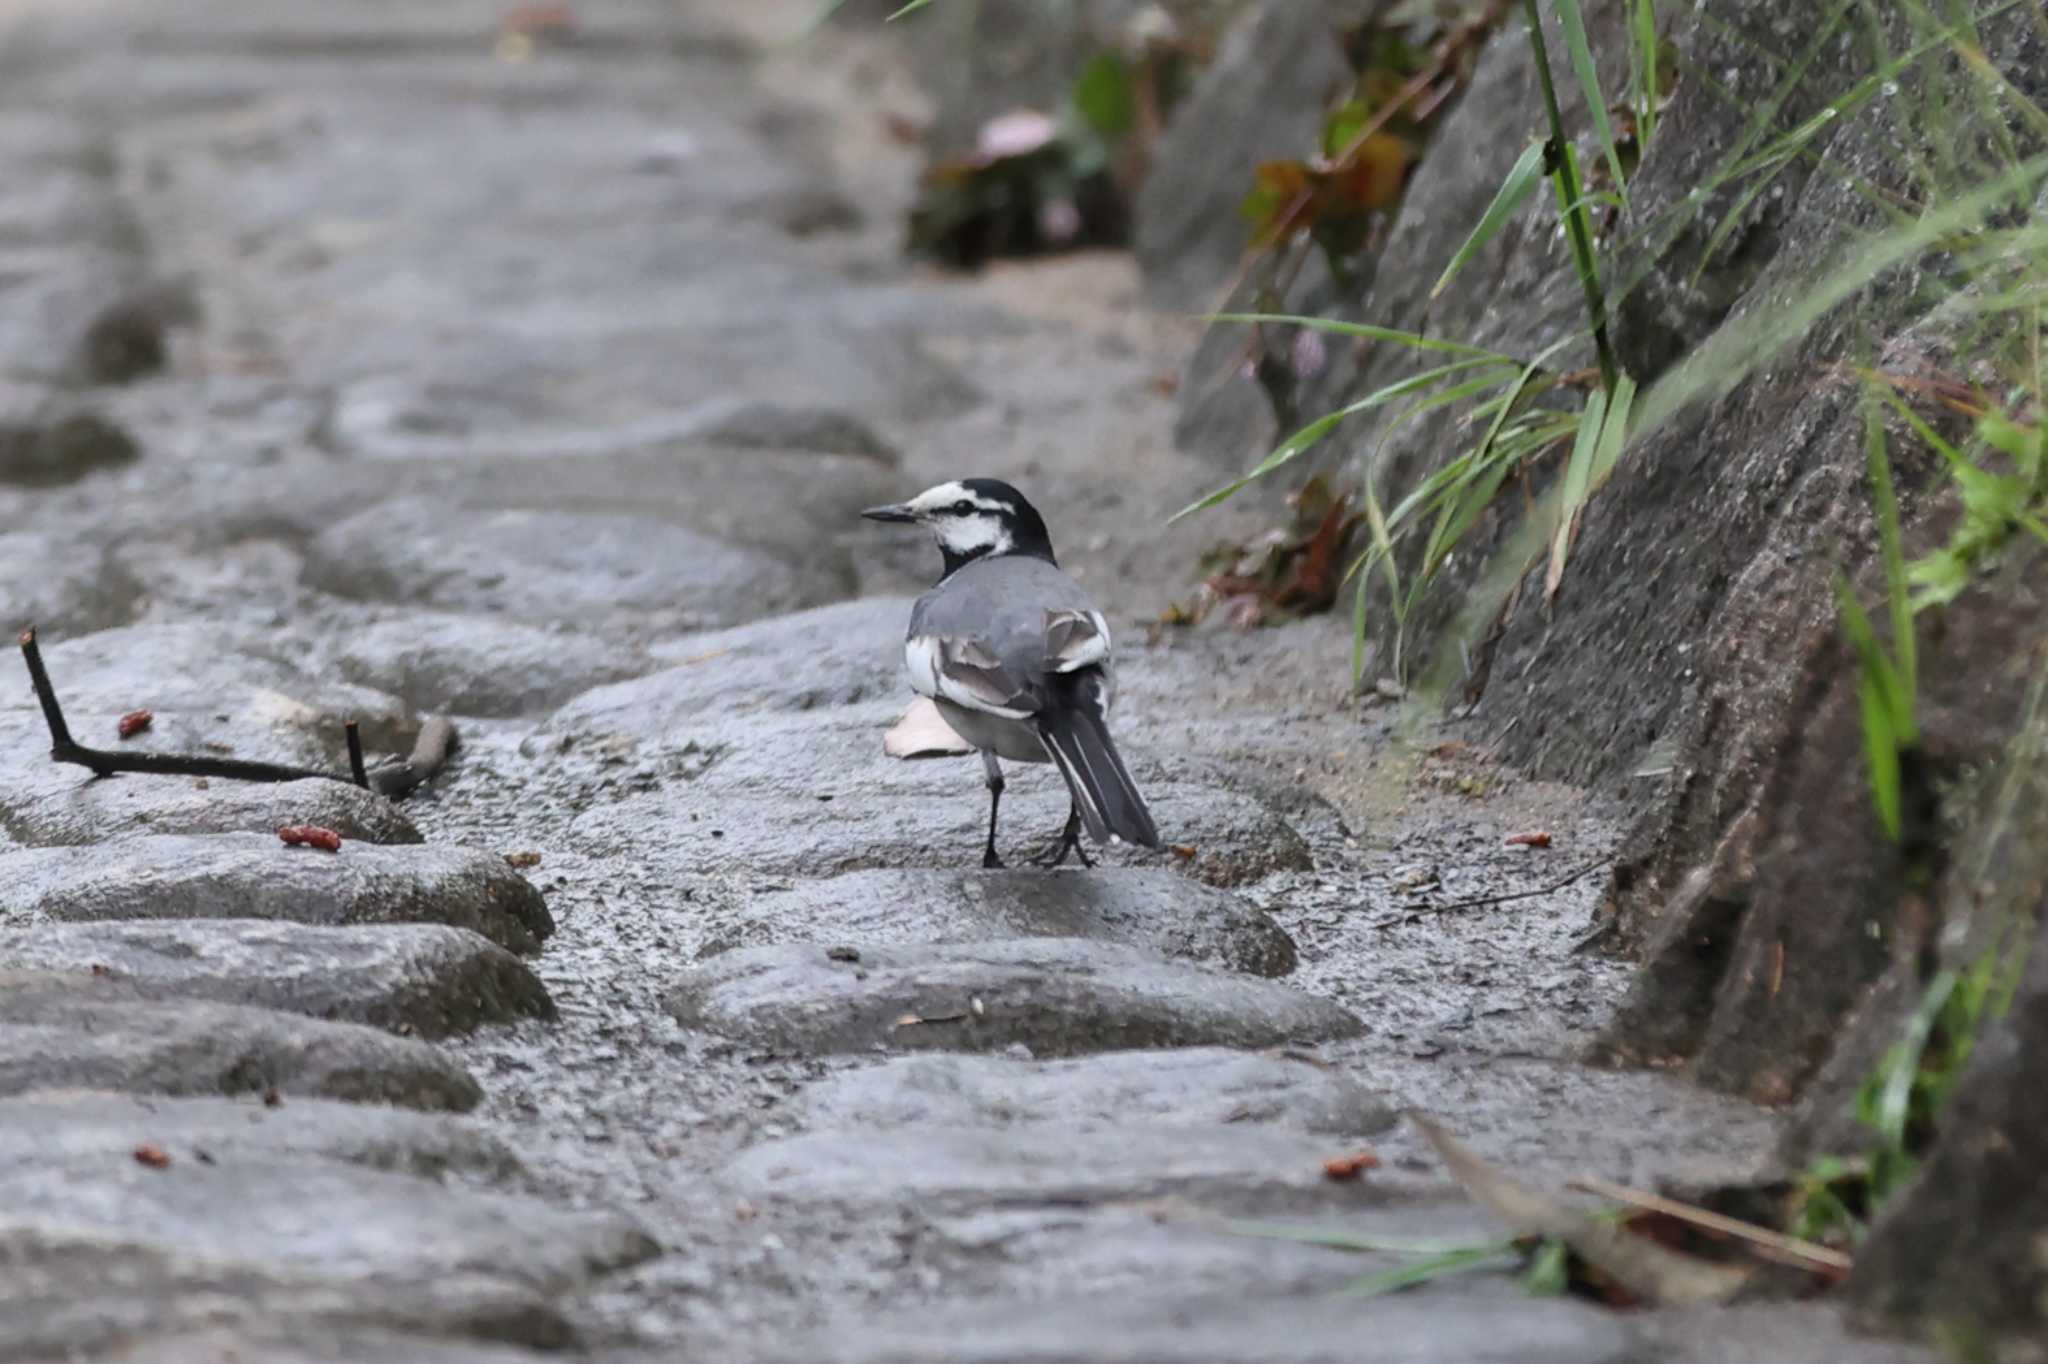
[{"left": 1035, "top": 674, "right": 1160, "bottom": 850}]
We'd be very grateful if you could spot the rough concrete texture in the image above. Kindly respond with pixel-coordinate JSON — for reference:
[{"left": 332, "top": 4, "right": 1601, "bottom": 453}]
[
  {"left": 0, "top": 0, "right": 1956, "bottom": 1358},
  {"left": 0, "top": 919, "right": 555, "bottom": 1039}
]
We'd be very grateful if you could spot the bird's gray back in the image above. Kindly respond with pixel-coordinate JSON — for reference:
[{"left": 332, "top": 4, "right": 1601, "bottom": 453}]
[{"left": 909, "top": 555, "right": 1103, "bottom": 676}]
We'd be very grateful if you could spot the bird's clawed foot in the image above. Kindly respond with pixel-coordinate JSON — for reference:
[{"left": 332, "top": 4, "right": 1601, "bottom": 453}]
[{"left": 1030, "top": 804, "right": 1094, "bottom": 869}]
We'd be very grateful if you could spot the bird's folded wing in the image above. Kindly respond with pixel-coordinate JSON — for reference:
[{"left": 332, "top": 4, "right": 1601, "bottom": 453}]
[
  {"left": 1042, "top": 609, "right": 1111, "bottom": 673},
  {"left": 905, "top": 635, "right": 1038, "bottom": 718}
]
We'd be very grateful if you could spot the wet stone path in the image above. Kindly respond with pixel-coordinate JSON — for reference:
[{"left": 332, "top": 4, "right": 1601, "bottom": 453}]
[{"left": 0, "top": 3, "right": 1925, "bottom": 1360}]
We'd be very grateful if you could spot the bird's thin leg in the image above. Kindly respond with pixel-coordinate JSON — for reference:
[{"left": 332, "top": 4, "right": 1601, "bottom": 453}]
[
  {"left": 980, "top": 750, "right": 1006, "bottom": 870},
  {"left": 1035, "top": 802, "right": 1094, "bottom": 869}
]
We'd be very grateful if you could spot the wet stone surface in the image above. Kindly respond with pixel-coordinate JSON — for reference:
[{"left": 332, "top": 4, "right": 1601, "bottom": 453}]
[
  {"left": 696, "top": 869, "right": 1300, "bottom": 977},
  {"left": 666, "top": 938, "right": 1364, "bottom": 1057},
  {"left": 0, "top": 834, "right": 554, "bottom": 956},
  {"left": 0, "top": 920, "right": 554, "bottom": 1039},
  {"left": 0, "top": 0, "right": 1899, "bottom": 1359},
  {"left": 0, "top": 970, "right": 483, "bottom": 1110},
  {"left": 786, "top": 1047, "right": 1396, "bottom": 1136}
]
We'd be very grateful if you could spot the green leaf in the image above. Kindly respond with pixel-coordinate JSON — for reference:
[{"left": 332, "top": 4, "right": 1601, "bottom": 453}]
[
  {"left": 1226, "top": 1221, "right": 1509, "bottom": 1257},
  {"left": 1521, "top": 1238, "right": 1571, "bottom": 1296},
  {"left": 1322, "top": 99, "right": 1373, "bottom": 161},
  {"left": 1555, "top": 0, "right": 1629, "bottom": 198},
  {"left": 1071, "top": 51, "right": 1135, "bottom": 141},
  {"left": 1432, "top": 141, "right": 1546, "bottom": 300},
  {"left": 1589, "top": 373, "right": 1637, "bottom": 485}
]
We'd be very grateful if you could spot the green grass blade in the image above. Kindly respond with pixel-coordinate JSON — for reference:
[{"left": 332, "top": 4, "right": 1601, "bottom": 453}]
[
  {"left": 1589, "top": 373, "right": 1637, "bottom": 485},
  {"left": 1630, "top": 0, "right": 1661, "bottom": 144},
  {"left": 1343, "top": 1245, "right": 1518, "bottom": 1298},
  {"left": 1432, "top": 141, "right": 1547, "bottom": 300},
  {"left": 1170, "top": 358, "right": 1514, "bottom": 521},
  {"left": 1225, "top": 1221, "right": 1507, "bottom": 1257},
  {"left": 1861, "top": 384, "right": 1915, "bottom": 704},
  {"left": 1545, "top": 388, "right": 1608, "bottom": 600},
  {"left": 1634, "top": 152, "right": 2048, "bottom": 439},
  {"left": 886, "top": 0, "right": 938, "bottom": 17},
  {"left": 1555, "top": 0, "right": 1629, "bottom": 198},
  {"left": 1202, "top": 314, "right": 1524, "bottom": 364}
]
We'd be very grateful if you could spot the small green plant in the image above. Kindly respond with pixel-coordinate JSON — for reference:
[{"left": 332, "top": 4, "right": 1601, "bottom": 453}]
[{"left": 1792, "top": 924, "right": 2032, "bottom": 1244}]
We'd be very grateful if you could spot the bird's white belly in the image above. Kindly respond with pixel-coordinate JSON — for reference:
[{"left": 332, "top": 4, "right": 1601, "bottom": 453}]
[{"left": 933, "top": 698, "right": 1049, "bottom": 764}]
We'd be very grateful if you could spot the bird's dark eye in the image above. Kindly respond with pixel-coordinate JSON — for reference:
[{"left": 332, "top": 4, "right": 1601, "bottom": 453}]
[{"left": 951, "top": 500, "right": 975, "bottom": 515}]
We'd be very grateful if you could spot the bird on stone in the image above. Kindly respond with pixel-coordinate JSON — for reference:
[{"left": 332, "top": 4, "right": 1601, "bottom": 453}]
[{"left": 862, "top": 478, "right": 1161, "bottom": 868}]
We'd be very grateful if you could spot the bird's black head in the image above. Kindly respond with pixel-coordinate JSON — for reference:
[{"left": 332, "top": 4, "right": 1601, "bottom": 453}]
[{"left": 861, "top": 477, "right": 1057, "bottom": 578}]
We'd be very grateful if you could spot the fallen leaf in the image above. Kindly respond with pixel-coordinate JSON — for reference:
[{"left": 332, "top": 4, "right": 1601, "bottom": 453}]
[
  {"left": 1505, "top": 831, "right": 1552, "bottom": 848},
  {"left": 89, "top": 963, "right": 112, "bottom": 978},
  {"left": 133, "top": 1143, "right": 170, "bottom": 1169},
  {"left": 117, "top": 709, "right": 153, "bottom": 739},
  {"left": 1169, "top": 843, "right": 1198, "bottom": 861},
  {"left": 884, "top": 697, "right": 974, "bottom": 759},
  {"left": 1322, "top": 1150, "right": 1382, "bottom": 1181},
  {"left": 262, "top": 1089, "right": 283, "bottom": 1108},
  {"left": 503, "top": 850, "right": 543, "bottom": 869}
]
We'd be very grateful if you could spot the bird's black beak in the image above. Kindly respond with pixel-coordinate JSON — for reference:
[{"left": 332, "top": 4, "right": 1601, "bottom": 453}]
[{"left": 861, "top": 503, "right": 917, "bottom": 524}]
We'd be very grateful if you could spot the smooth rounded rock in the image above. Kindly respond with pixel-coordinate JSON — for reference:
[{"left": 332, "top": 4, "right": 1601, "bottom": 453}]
[
  {"left": 665, "top": 938, "right": 1363, "bottom": 1058},
  {"left": 698, "top": 869, "right": 1299, "bottom": 978},
  {"left": 0, "top": 833, "right": 553, "bottom": 956},
  {"left": 0, "top": 970, "right": 484, "bottom": 1110},
  {"left": 0, "top": 920, "right": 555, "bottom": 1039}
]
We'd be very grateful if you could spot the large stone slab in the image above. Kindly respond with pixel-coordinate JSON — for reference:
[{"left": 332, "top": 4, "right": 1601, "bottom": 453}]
[
  {"left": 0, "top": 971, "right": 482, "bottom": 1110},
  {"left": 764, "top": 1292, "right": 1640, "bottom": 1364},
  {"left": 552, "top": 598, "right": 911, "bottom": 726},
  {"left": 0, "top": 920, "right": 554, "bottom": 1039},
  {"left": 666, "top": 938, "right": 1362, "bottom": 1057},
  {"left": 700, "top": 870, "right": 1298, "bottom": 978},
  {"left": 0, "top": 1151, "right": 657, "bottom": 1358},
  {"left": 791, "top": 1048, "right": 1394, "bottom": 1137},
  {"left": 0, "top": 834, "right": 553, "bottom": 955},
  {"left": 0, "top": 768, "right": 423, "bottom": 849},
  {"left": 726, "top": 1121, "right": 1397, "bottom": 1210},
  {"left": 304, "top": 498, "right": 846, "bottom": 636},
  {"left": 84, "top": 1330, "right": 558, "bottom": 1364},
  {"left": 0, "top": 1089, "right": 523, "bottom": 1184},
  {"left": 323, "top": 610, "right": 655, "bottom": 718},
  {"left": 561, "top": 707, "right": 1312, "bottom": 887}
]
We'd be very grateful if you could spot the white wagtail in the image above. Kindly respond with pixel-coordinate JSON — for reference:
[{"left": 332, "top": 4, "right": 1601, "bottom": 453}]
[{"left": 863, "top": 478, "right": 1161, "bottom": 868}]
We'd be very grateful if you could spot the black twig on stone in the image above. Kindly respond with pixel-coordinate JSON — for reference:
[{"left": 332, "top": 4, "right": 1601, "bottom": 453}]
[
  {"left": 16, "top": 626, "right": 455, "bottom": 799},
  {"left": 344, "top": 719, "right": 369, "bottom": 788}
]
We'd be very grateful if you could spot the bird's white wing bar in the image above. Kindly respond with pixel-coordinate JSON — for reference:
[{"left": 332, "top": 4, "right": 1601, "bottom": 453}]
[
  {"left": 1042, "top": 609, "right": 1111, "bottom": 674},
  {"left": 904, "top": 635, "right": 1037, "bottom": 719}
]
